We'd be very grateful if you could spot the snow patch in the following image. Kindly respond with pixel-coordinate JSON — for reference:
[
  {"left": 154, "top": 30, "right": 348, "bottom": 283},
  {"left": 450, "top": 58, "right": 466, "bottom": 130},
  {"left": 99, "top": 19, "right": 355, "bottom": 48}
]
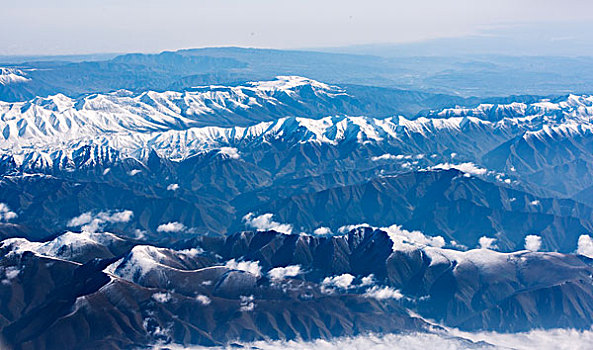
[
  {"left": 218, "top": 147, "right": 240, "bottom": 159},
  {"left": 152, "top": 292, "right": 172, "bottom": 303},
  {"left": 239, "top": 295, "right": 255, "bottom": 312}
]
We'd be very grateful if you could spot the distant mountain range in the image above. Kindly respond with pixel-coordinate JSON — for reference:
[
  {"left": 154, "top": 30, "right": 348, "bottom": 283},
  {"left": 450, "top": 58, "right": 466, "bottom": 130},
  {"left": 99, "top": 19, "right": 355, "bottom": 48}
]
[{"left": 3, "top": 47, "right": 593, "bottom": 98}]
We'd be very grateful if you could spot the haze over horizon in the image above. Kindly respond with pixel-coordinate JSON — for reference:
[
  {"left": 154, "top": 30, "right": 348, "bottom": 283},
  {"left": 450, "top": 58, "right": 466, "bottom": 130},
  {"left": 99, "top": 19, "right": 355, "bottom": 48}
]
[{"left": 2, "top": 0, "right": 593, "bottom": 56}]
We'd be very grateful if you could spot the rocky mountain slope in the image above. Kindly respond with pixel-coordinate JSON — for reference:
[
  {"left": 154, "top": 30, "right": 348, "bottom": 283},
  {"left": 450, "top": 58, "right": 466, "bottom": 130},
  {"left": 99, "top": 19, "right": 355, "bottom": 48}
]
[{"left": 2, "top": 227, "right": 592, "bottom": 348}]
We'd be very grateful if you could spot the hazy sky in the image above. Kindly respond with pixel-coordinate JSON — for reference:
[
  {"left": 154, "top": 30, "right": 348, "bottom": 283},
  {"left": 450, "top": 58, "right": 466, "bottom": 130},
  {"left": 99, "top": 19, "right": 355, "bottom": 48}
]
[{"left": 2, "top": 0, "right": 593, "bottom": 55}]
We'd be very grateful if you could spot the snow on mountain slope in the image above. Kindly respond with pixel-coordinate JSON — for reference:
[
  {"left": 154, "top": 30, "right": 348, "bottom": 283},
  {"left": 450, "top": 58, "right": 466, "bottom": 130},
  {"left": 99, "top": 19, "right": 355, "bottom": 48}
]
[
  {"left": 0, "top": 114, "right": 496, "bottom": 170},
  {"left": 426, "top": 95, "right": 593, "bottom": 121},
  {"left": 0, "top": 68, "right": 30, "bottom": 85},
  {"left": 0, "top": 231, "right": 125, "bottom": 262},
  {"left": 1, "top": 77, "right": 593, "bottom": 172},
  {"left": 0, "top": 75, "right": 346, "bottom": 142},
  {"left": 0, "top": 113, "right": 588, "bottom": 173},
  {"left": 105, "top": 244, "right": 210, "bottom": 281}
]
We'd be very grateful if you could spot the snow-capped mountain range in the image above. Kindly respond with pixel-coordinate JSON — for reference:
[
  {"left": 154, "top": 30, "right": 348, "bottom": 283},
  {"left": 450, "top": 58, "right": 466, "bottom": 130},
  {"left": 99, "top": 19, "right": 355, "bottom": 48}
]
[
  {"left": 1, "top": 76, "right": 592, "bottom": 173},
  {"left": 4, "top": 73, "right": 593, "bottom": 349}
]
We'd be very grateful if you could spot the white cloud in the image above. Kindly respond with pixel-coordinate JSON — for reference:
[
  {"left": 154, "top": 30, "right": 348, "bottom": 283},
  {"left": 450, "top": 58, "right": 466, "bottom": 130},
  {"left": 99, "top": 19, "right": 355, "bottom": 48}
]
[
  {"left": 128, "top": 169, "right": 142, "bottom": 176},
  {"left": 530, "top": 200, "right": 541, "bottom": 206},
  {"left": 371, "top": 153, "right": 399, "bottom": 161},
  {"left": 383, "top": 225, "right": 445, "bottom": 251},
  {"left": 107, "top": 210, "right": 134, "bottom": 223},
  {"left": 337, "top": 224, "right": 445, "bottom": 251},
  {"left": 218, "top": 147, "right": 240, "bottom": 159},
  {"left": 361, "top": 274, "right": 375, "bottom": 286},
  {"left": 134, "top": 229, "right": 147, "bottom": 240},
  {"left": 195, "top": 294, "right": 211, "bottom": 306},
  {"left": 450, "top": 241, "right": 468, "bottom": 250},
  {"left": 478, "top": 236, "right": 497, "bottom": 250},
  {"left": 4, "top": 267, "right": 19, "bottom": 280},
  {"left": 322, "top": 274, "right": 355, "bottom": 291},
  {"left": 163, "top": 332, "right": 495, "bottom": 350},
  {"left": 152, "top": 292, "right": 171, "bottom": 303},
  {"left": 225, "top": 259, "right": 262, "bottom": 278},
  {"left": 68, "top": 212, "right": 93, "bottom": 227},
  {"left": 313, "top": 226, "right": 332, "bottom": 235},
  {"left": 67, "top": 210, "right": 133, "bottom": 233},
  {"left": 577, "top": 234, "right": 593, "bottom": 258},
  {"left": 179, "top": 248, "right": 204, "bottom": 257},
  {"left": 453, "top": 328, "right": 593, "bottom": 350},
  {"left": 167, "top": 183, "right": 180, "bottom": 191},
  {"left": 1, "top": 266, "right": 20, "bottom": 285},
  {"left": 524, "top": 235, "right": 542, "bottom": 252},
  {"left": 338, "top": 223, "right": 373, "bottom": 234},
  {"left": 164, "top": 328, "right": 593, "bottom": 350},
  {"left": 0, "top": 203, "right": 17, "bottom": 222},
  {"left": 432, "top": 162, "right": 487, "bottom": 175},
  {"left": 268, "top": 265, "right": 301, "bottom": 281},
  {"left": 243, "top": 213, "right": 293, "bottom": 234},
  {"left": 364, "top": 286, "right": 403, "bottom": 300},
  {"left": 157, "top": 221, "right": 187, "bottom": 233}
]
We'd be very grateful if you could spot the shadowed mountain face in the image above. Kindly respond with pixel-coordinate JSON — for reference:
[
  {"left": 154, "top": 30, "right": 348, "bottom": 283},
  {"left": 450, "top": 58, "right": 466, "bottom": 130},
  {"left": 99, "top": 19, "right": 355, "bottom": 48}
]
[
  {"left": 2, "top": 164, "right": 593, "bottom": 253},
  {"left": 259, "top": 169, "right": 593, "bottom": 252},
  {"left": 1, "top": 228, "right": 593, "bottom": 349}
]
